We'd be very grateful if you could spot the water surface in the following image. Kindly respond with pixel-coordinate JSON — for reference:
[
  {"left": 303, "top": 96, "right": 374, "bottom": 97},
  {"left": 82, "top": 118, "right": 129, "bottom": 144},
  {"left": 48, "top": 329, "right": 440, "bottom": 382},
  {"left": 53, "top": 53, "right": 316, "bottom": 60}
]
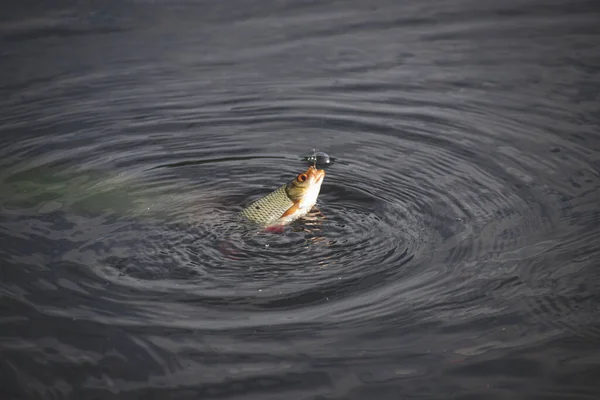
[{"left": 1, "top": 0, "right": 600, "bottom": 399}]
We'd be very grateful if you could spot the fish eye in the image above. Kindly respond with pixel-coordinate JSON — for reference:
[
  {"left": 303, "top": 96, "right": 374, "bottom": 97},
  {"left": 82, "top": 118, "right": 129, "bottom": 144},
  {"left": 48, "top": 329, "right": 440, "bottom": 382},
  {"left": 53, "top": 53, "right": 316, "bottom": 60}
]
[{"left": 297, "top": 173, "right": 307, "bottom": 182}]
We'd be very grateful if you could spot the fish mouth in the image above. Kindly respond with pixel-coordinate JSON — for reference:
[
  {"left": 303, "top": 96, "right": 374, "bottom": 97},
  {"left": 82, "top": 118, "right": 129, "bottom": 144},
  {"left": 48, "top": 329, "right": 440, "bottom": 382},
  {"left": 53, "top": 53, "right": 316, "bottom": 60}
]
[
  {"left": 308, "top": 166, "right": 325, "bottom": 184},
  {"left": 315, "top": 169, "right": 325, "bottom": 183}
]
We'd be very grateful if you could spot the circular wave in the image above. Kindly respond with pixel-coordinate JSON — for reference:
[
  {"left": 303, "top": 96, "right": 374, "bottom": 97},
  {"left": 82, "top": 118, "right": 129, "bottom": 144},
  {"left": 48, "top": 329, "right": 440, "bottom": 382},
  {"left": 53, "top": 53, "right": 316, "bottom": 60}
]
[
  {"left": 1, "top": 87, "right": 590, "bottom": 311},
  {"left": 2, "top": 84, "right": 595, "bottom": 343}
]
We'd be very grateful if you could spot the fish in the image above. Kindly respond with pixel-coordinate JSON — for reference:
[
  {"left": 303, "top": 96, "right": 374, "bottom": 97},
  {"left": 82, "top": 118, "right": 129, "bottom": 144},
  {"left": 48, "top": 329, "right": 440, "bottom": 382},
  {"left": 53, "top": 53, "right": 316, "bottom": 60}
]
[{"left": 238, "top": 165, "right": 326, "bottom": 227}]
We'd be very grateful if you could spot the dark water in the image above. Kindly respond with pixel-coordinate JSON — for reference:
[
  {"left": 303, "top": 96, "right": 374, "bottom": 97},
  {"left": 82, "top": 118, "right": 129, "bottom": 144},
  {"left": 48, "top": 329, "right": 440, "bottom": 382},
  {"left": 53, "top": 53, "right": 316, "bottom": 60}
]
[{"left": 1, "top": 0, "right": 600, "bottom": 398}]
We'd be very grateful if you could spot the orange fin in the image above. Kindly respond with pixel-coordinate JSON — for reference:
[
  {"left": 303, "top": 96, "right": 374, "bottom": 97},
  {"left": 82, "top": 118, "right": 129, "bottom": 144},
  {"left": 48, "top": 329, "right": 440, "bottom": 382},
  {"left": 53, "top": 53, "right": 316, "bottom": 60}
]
[{"left": 281, "top": 202, "right": 301, "bottom": 218}]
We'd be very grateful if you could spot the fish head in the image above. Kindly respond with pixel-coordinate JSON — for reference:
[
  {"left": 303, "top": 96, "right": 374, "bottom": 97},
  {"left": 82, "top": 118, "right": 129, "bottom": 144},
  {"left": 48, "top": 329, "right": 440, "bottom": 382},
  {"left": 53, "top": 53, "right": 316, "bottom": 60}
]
[{"left": 286, "top": 165, "right": 326, "bottom": 208}]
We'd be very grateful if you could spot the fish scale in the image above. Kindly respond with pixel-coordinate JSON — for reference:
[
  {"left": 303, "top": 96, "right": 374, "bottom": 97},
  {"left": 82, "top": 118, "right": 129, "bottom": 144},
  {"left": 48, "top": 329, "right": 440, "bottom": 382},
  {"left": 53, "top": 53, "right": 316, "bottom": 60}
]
[{"left": 238, "top": 184, "right": 294, "bottom": 226}]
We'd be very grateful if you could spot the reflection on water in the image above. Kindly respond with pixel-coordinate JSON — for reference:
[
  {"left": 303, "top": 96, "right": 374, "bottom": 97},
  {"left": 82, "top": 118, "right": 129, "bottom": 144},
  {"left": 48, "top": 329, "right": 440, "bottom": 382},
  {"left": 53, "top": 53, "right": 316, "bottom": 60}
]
[{"left": 1, "top": 0, "right": 600, "bottom": 399}]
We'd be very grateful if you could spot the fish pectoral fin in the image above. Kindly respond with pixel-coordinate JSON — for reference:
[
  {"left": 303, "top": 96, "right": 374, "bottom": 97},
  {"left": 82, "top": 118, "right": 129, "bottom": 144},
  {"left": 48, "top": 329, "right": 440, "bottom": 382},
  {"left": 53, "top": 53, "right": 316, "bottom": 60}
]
[{"left": 280, "top": 202, "right": 301, "bottom": 218}]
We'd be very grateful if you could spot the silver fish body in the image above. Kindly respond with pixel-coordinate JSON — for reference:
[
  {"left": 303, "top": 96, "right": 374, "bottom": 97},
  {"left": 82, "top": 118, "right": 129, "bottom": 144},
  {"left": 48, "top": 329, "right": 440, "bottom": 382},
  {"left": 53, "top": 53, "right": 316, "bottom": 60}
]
[
  {"left": 237, "top": 184, "right": 294, "bottom": 227},
  {"left": 238, "top": 166, "right": 326, "bottom": 227}
]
